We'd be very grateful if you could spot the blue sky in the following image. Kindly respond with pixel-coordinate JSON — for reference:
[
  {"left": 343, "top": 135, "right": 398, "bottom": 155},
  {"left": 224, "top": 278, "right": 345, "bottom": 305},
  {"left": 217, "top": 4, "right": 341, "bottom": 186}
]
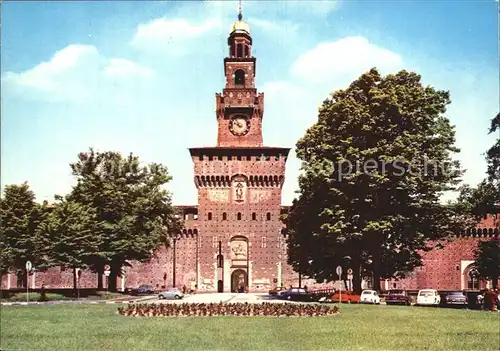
[{"left": 1, "top": 0, "right": 498, "bottom": 205}]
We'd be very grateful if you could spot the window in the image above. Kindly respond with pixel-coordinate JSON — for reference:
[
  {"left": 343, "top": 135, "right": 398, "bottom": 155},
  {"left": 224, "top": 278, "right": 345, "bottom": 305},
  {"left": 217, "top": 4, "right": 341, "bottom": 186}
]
[
  {"left": 222, "top": 212, "right": 227, "bottom": 220},
  {"left": 237, "top": 43, "right": 243, "bottom": 57},
  {"left": 266, "top": 212, "right": 271, "bottom": 221},
  {"left": 244, "top": 45, "right": 249, "bottom": 57},
  {"left": 237, "top": 212, "right": 242, "bottom": 220},
  {"left": 208, "top": 212, "right": 212, "bottom": 220},
  {"left": 252, "top": 212, "right": 257, "bottom": 220},
  {"left": 234, "top": 69, "right": 245, "bottom": 85}
]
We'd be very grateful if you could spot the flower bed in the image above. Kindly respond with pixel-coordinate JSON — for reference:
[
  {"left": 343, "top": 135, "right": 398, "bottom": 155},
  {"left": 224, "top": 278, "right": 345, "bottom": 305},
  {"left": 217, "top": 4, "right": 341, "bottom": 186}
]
[{"left": 118, "top": 302, "right": 341, "bottom": 317}]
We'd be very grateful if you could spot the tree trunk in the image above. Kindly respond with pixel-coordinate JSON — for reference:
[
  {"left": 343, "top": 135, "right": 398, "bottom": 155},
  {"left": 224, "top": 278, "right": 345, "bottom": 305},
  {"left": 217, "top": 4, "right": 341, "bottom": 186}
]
[
  {"left": 96, "top": 267, "right": 103, "bottom": 290},
  {"left": 352, "top": 262, "right": 362, "bottom": 294},
  {"left": 108, "top": 263, "right": 121, "bottom": 292}
]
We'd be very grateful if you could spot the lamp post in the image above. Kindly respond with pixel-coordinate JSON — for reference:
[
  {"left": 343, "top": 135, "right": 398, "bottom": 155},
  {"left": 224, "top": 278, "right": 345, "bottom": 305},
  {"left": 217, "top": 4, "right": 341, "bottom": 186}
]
[{"left": 172, "top": 234, "right": 180, "bottom": 287}]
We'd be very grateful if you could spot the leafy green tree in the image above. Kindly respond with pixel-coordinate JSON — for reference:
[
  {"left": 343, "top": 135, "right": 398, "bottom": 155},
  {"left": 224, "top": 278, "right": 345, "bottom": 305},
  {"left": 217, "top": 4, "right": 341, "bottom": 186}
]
[
  {"left": 286, "top": 68, "right": 462, "bottom": 292},
  {"left": 0, "top": 182, "right": 51, "bottom": 285},
  {"left": 37, "top": 198, "right": 101, "bottom": 291},
  {"left": 67, "top": 149, "right": 183, "bottom": 291},
  {"left": 474, "top": 239, "right": 500, "bottom": 289}
]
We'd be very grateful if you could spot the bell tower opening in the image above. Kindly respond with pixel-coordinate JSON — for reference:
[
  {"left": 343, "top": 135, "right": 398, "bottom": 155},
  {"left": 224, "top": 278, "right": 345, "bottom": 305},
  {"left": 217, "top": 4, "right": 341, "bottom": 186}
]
[{"left": 234, "top": 69, "right": 245, "bottom": 86}]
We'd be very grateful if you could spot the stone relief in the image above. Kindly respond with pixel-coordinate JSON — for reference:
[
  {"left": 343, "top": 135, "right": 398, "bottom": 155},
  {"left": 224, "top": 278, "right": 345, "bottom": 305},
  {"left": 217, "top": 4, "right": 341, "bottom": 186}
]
[
  {"left": 232, "top": 176, "right": 247, "bottom": 203},
  {"left": 208, "top": 189, "right": 230, "bottom": 203},
  {"left": 230, "top": 240, "right": 248, "bottom": 263},
  {"left": 249, "top": 189, "right": 271, "bottom": 203}
]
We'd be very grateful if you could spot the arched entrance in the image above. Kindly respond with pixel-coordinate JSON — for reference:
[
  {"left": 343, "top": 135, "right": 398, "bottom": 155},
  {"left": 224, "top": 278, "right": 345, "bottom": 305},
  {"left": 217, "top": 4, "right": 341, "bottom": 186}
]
[
  {"left": 231, "top": 269, "right": 248, "bottom": 293},
  {"left": 464, "top": 264, "right": 482, "bottom": 290}
]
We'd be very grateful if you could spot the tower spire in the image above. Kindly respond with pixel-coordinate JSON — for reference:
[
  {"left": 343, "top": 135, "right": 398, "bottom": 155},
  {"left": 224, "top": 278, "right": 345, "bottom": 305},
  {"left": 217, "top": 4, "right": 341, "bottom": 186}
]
[{"left": 238, "top": 0, "right": 243, "bottom": 20}]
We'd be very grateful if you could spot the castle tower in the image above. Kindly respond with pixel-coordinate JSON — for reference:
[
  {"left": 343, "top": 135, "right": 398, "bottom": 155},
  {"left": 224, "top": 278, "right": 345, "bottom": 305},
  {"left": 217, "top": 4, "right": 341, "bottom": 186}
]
[{"left": 189, "top": 9, "right": 290, "bottom": 292}]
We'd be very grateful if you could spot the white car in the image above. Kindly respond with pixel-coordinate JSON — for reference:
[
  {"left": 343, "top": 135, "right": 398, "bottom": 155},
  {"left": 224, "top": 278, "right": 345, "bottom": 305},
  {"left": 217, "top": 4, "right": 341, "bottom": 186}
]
[
  {"left": 416, "top": 289, "right": 441, "bottom": 306},
  {"left": 360, "top": 290, "right": 381, "bottom": 304}
]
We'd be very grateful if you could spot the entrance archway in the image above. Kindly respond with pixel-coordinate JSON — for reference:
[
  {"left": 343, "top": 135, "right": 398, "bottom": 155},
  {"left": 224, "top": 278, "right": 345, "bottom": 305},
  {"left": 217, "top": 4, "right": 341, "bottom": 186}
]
[{"left": 231, "top": 269, "right": 248, "bottom": 293}]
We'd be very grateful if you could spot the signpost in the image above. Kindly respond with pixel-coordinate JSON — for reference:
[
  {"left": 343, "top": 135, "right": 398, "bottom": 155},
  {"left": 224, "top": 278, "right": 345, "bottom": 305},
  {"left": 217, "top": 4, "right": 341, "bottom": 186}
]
[
  {"left": 25, "top": 261, "right": 32, "bottom": 303},
  {"left": 104, "top": 265, "right": 111, "bottom": 300},
  {"left": 336, "top": 265, "right": 343, "bottom": 303}
]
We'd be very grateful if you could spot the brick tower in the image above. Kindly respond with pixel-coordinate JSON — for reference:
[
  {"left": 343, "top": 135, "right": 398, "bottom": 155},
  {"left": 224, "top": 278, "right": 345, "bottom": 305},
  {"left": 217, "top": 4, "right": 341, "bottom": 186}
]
[{"left": 189, "top": 10, "right": 290, "bottom": 292}]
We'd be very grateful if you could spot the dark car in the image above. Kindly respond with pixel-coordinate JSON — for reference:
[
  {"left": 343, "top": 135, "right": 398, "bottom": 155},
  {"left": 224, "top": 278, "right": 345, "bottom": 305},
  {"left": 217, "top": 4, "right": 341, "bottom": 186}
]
[
  {"left": 386, "top": 290, "right": 411, "bottom": 306},
  {"left": 441, "top": 291, "right": 468, "bottom": 308},
  {"left": 129, "top": 284, "right": 154, "bottom": 296},
  {"left": 279, "top": 288, "right": 313, "bottom": 302}
]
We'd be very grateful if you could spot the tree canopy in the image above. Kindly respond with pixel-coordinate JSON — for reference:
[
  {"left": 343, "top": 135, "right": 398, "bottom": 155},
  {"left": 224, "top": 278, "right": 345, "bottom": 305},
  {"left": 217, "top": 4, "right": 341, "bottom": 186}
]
[
  {"left": 284, "top": 68, "right": 463, "bottom": 292},
  {"left": 0, "top": 182, "right": 51, "bottom": 279},
  {"left": 66, "top": 148, "right": 183, "bottom": 290},
  {"left": 474, "top": 239, "right": 500, "bottom": 289}
]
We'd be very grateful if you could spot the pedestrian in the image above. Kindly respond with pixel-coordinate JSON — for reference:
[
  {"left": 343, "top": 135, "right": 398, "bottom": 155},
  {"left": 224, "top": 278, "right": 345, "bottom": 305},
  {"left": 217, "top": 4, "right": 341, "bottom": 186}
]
[{"left": 39, "top": 284, "right": 47, "bottom": 302}]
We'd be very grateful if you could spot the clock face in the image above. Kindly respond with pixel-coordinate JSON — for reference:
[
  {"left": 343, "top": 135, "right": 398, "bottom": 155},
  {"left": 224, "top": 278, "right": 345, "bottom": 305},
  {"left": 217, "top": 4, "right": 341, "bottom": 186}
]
[{"left": 229, "top": 116, "right": 249, "bottom": 136}]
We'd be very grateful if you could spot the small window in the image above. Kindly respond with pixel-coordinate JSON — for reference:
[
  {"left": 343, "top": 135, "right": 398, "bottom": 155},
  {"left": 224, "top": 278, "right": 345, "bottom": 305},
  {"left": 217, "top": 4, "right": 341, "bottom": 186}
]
[
  {"left": 266, "top": 212, "right": 271, "bottom": 221},
  {"left": 222, "top": 212, "right": 227, "bottom": 220},
  {"left": 237, "top": 44, "right": 243, "bottom": 58},
  {"left": 208, "top": 212, "right": 212, "bottom": 220},
  {"left": 244, "top": 45, "right": 249, "bottom": 57},
  {"left": 237, "top": 212, "right": 242, "bottom": 220},
  {"left": 235, "top": 69, "right": 245, "bottom": 85},
  {"left": 252, "top": 212, "right": 256, "bottom": 220}
]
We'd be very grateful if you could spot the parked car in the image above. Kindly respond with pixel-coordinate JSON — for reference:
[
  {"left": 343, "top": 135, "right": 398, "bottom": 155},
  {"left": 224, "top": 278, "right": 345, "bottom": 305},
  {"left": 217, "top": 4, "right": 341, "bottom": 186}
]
[
  {"left": 360, "top": 290, "right": 381, "bottom": 304},
  {"left": 331, "top": 291, "right": 360, "bottom": 303},
  {"left": 441, "top": 291, "right": 468, "bottom": 308},
  {"left": 279, "top": 288, "right": 313, "bottom": 302},
  {"left": 129, "top": 284, "right": 154, "bottom": 296},
  {"left": 268, "top": 286, "right": 286, "bottom": 296},
  {"left": 386, "top": 290, "right": 411, "bottom": 306},
  {"left": 158, "top": 288, "right": 184, "bottom": 300},
  {"left": 416, "top": 289, "right": 441, "bottom": 306}
]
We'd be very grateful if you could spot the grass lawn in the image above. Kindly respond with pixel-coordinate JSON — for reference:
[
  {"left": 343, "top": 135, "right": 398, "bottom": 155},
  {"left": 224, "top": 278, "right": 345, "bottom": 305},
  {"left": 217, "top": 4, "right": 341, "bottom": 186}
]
[{"left": 1, "top": 303, "right": 498, "bottom": 350}]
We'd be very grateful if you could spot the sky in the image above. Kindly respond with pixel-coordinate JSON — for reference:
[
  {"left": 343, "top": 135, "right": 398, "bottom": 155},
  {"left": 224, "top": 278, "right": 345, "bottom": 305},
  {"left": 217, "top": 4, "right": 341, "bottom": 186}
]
[{"left": 1, "top": 0, "right": 498, "bottom": 206}]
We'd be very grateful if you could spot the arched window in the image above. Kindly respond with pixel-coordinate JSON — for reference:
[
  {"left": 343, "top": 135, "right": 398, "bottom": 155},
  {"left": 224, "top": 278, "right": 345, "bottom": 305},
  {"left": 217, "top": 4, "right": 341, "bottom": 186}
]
[
  {"left": 208, "top": 212, "right": 212, "bottom": 220},
  {"left": 467, "top": 268, "right": 480, "bottom": 290},
  {"left": 252, "top": 212, "right": 256, "bottom": 220},
  {"left": 234, "top": 69, "right": 245, "bottom": 86},
  {"left": 244, "top": 45, "right": 249, "bottom": 57},
  {"left": 237, "top": 43, "right": 243, "bottom": 58},
  {"left": 237, "top": 212, "right": 242, "bottom": 220},
  {"left": 230, "top": 43, "right": 235, "bottom": 57},
  {"left": 222, "top": 212, "right": 227, "bottom": 220},
  {"left": 266, "top": 212, "right": 271, "bottom": 221}
]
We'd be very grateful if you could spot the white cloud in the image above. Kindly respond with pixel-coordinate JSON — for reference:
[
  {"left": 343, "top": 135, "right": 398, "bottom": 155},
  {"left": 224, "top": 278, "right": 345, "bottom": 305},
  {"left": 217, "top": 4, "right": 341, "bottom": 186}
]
[
  {"left": 103, "top": 58, "right": 154, "bottom": 79},
  {"left": 291, "top": 36, "right": 404, "bottom": 83},
  {"left": 2, "top": 44, "right": 154, "bottom": 102},
  {"left": 131, "top": 18, "right": 221, "bottom": 49}
]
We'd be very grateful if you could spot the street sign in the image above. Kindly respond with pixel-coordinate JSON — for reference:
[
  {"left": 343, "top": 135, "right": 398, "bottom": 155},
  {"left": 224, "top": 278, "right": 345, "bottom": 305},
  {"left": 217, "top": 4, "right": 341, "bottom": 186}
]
[
  {"left": 25, "top": 261, "right": 32, "bottom": 271},
  {"left": 336, "top": 265, "right": 342, "bottom": 276},
  {"left": 104, "top": 270, "right": 111, "bottom": 277},
  {"left": 104, "top": 264, "right": 111, "bottom": 271},
  {"left": 347, "top": 268, "right": 353, "bottom": 275}
]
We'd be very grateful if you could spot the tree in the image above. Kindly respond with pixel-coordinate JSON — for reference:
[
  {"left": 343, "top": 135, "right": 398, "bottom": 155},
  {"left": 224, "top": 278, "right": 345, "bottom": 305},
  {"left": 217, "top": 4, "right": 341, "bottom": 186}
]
[
  {"left": 36, "top": 198, "right": 101, "bottom": 292},
  {"left": 285, "top": 68, "right": 462, "bottom": 292},
  {"left": 67, "top": 148, "right": 183, "bottom": 291},
  {"left": 474, "top": 239, "right": 500, "bottom": 289},
  {"left": 0, "top": 182, "right": 51, "bottom": 285}
]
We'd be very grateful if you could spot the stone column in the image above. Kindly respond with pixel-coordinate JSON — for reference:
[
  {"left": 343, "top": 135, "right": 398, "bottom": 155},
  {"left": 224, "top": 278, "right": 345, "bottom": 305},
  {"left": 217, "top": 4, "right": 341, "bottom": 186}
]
[
  {"left": 7, "top": 273, "right": 11, "bottom": 289},
  {"left": 248, "top": 261, "right": 253, "bottom": 290},
  {"left": 32, "top": 272, "right": 36, "bottom": 289}
]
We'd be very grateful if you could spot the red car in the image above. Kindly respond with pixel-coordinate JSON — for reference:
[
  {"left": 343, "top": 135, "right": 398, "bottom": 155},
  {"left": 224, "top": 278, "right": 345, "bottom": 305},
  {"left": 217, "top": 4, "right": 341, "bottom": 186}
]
[
  {"left": 386, "top": 290, "right": 411, "bottom": 306},
  {"left": 331, "top": 291, "right": 360, "bottom": 303},
  {"left": 268, "top": 286, "right": 286, "bottom": 296}
]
